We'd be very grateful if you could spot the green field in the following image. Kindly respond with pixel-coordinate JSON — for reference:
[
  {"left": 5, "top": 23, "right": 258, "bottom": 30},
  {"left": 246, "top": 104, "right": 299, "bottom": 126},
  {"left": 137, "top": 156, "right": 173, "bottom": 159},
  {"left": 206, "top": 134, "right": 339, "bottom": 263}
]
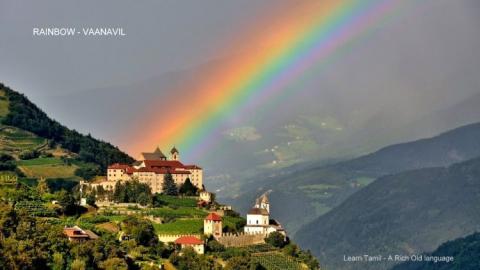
[
  {"left": 154, "top": 218, "right": 203, "bottom": 234},
  {"left": 17, "top": 157, "right": 63, "bottom": 166},
  {"left": 18, "top": 163, "right": 79, "bottom": 179},
  {"left": 104, "top": 215, "right": 128, "bottom": 222},
  {"left": 155, "top": 195, "right": 198, "bottom": 207},
  {"left": 223, "top": 216, "right": 245, "bottom": 230},
  {"left": 148, "top": 206, "right": 206, "bottom": 219}
]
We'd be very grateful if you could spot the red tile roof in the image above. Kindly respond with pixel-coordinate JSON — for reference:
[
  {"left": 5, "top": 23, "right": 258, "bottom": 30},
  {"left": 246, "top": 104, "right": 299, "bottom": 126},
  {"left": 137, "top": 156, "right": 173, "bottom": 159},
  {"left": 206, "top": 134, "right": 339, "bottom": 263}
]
[
  {"left": 144, "top": 160, "right": 185, "bottom": 169},
  {"left": 108, "top": 163, "right": 131, "bottom": 170},
  {"left": 63, "top": 226, "right": 98, "bottom": 239},
  {"left": 205, "top": 212, "right": 222, "bottom": 221},
  {"left": 135, "top": 167, "right": 191, "bottom": 175},
  {"left": 175, "top": 236, "right": 203, "bottom": 245},
  {"left": 125, "top": 167, "right": 136, "bottom": 174},
  {"left": 107, "top": 157, "right": 201, "bottom": 176},
  {"left": 184, "top": 165, "right": 202, "bottom": 170}
]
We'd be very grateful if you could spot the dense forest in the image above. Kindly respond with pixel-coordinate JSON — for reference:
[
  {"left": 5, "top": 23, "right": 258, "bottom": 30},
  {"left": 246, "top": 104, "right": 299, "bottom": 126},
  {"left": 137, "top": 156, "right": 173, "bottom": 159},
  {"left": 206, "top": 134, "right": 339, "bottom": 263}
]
[
  {"left": 296, "top": 156, "right": 480, "bottom": 270},
  {"left": 392, "top": 232, "right": 480, "bottom": 270},
  {"left": 0, "top": 84, "right": 134, "bottom": 172}
]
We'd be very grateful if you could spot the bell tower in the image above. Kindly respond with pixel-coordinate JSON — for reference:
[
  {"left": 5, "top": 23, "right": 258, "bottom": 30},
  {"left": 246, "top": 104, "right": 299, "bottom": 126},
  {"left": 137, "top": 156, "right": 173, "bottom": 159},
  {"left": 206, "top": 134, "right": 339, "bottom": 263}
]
[{"left": 170, "top": 146, "right": 180, "bottom": 161}]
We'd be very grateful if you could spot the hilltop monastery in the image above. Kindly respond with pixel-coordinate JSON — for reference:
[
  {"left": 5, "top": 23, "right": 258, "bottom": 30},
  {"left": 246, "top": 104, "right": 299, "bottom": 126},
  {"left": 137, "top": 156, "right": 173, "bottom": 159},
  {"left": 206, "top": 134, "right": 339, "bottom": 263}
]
[{"left": 90, "top": 147, "right": 203, "bottom": 194}]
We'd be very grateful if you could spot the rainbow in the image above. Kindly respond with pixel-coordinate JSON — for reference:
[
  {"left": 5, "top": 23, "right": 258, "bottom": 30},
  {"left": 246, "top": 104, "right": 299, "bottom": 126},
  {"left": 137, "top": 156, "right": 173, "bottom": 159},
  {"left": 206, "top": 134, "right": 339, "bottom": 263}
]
[{"left": 127, "top": 0, "right": 402, "bottom": 161}]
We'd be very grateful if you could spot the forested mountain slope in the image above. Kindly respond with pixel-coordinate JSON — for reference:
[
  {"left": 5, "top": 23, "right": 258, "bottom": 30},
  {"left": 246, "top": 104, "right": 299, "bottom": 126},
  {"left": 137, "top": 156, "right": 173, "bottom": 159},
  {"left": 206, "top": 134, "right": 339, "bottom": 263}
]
[
  {"left": 0, "top": 83, "right": 134, "bottom": 172},
  {"left": 391, "top": 232, "right": 480, "bottom": 270},
  {"left": 225, "top": 122, "right": 480, "bottom": 236},
  {"left": 295, "top": 157, "right": 480, "bottom": 270}
]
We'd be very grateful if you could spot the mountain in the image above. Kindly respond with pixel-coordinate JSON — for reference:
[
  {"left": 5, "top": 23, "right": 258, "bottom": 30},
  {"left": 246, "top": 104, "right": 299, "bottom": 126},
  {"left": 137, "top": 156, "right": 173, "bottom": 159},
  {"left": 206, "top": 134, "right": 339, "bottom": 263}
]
[
  {"left": 221, "top": 122, "right": 480, "bottom": 236},
  {"left": 295, "top": 157, "right": 480, "bottom": 270},
  {"left": 391, "top": 232, "right": 480, "bottom": 270},
  {"left": 332, "top": 121, "right": 480, "bottom": 175},
  {"left": 0, "top": 83, "right": 134, "bottom": 185}
]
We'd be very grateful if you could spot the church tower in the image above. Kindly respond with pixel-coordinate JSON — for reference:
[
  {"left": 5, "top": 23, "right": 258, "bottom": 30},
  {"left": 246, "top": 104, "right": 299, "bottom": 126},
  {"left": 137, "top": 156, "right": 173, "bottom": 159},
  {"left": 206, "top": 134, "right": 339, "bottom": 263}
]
[
  {"left": 170, "top": 146, "right": 180, "bottom": 161},
  {"left": 259, "top": 194, "right": 270, "bottom": 213},
  {"left": 254, "top": 193, "right": 270, "bottom": 214}
]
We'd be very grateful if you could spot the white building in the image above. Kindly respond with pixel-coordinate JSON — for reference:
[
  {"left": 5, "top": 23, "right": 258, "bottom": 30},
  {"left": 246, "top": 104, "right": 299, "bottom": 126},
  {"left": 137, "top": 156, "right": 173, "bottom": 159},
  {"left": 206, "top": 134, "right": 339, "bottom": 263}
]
[{"left": 244, "top": 193, "right": 285, "bottom": 235}]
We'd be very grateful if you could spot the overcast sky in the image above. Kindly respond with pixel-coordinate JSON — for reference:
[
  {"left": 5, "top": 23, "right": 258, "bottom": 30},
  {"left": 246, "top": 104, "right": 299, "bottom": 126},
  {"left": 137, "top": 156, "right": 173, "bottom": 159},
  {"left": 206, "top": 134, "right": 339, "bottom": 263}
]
[
  {"left": 0, "top": 0, "right": 288, "bottom": 95},
  {"left": 1, "top": 0, "right": 480, "bottom": 164}
]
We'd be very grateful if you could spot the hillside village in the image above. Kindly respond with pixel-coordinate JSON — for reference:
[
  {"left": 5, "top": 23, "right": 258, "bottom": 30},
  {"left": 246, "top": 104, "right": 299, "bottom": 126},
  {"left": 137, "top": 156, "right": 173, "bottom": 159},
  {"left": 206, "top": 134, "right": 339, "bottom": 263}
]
[
  {"left": 0, "top": 85, "right": 322, "bottom": 269},
  {"left": 80, "top": 147, "right": 287, "bottom": 253}
]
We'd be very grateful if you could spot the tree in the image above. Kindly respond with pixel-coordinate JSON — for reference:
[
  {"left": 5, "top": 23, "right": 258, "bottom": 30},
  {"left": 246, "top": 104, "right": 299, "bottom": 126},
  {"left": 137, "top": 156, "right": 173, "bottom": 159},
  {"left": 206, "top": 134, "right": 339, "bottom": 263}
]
[
  {"left": 179, "top": 178, "right": 198, "bottom": 196},
  {"left": 99, "top": 258, "right": 128, "bottom": 270},
  {"left": 0, "top": 153, "right": 17, "bottom": 171},
  {"left": 51, "top": 252, "right": 65, "bottom": 270},
  {"left": 207, "top": 240, "right": 225, "bottom": 252},
  {"left": 225, "top": 256, "right": 259, "bottom": 270},
  {"left": 19, "top": 150, "right": 40, "bottom": 160},
  {"left": 113, "top": 181, "right": 126, "bottom": 202},
  {"left": 86, "top": 193, "right": 96, "bottom": 206},
  {"left": 71, "top": 259, "right": 86, "bottom": 270},
  {"left": 74, "top": 167, "right": 100, "bottom": 181},
  {"left": 122, "top": 216, "right": 158, "bottom": 247},
  {"left": 57, "top": 190, "right": 77, "bottom": 215},
  {"left": 265, "top": 232, "right": 286, "bottom": 248},
  {"left": 282, "top": 243, "right": 299, "bottom": 257},
  {"left": 169, "top": 247, "right": 217, "bottom": 270},
  {"left": 113, "top": 180, "right": 151, "bottom": 204},
  {"left": 137, "top": 193, "right": 151, "bottom": 206},
  {"left": 153, "top": 241, "right": 175, "bottom": 259},
  {"left": 162, "top": 173, "right": 178, "bottom": 196},
  {"left": 36, "top": 177, "right": 49, "bottom": 195}
]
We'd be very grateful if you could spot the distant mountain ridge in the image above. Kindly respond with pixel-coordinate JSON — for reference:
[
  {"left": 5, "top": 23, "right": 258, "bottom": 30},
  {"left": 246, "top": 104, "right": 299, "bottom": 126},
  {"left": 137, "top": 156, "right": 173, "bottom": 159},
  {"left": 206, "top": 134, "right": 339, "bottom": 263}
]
[
  {"left": 333, "top": 121, "right": 480, "bottom": 175},
  {"left": 223, "top": 121, "right": 480, "bottom": 238},
  {"left": 295, "top": 157, "right": 480, "bottom": 270}
]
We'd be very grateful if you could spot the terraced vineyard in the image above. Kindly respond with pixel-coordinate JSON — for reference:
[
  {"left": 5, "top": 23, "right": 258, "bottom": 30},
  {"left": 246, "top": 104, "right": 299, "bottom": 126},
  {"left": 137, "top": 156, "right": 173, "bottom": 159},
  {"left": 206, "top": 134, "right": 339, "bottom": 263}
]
[
  {"left": 0, "top": 125, "right": 47, "bottom": 156},
  {"left": 148, "top": 206, "right": 207, "bottom": 219},
  {"left": 252, "top": 252, "right": 305, "bottom": 270},
  {"left": 15, "top": 200, "right": 57, "bottom": 217}
]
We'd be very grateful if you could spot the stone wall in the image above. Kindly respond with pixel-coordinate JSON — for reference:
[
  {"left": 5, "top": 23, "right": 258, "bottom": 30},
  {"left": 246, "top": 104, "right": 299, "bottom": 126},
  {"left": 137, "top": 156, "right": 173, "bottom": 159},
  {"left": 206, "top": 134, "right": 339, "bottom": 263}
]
[{"left": 217, "top": 232, "right": 266, "bottom": 247}]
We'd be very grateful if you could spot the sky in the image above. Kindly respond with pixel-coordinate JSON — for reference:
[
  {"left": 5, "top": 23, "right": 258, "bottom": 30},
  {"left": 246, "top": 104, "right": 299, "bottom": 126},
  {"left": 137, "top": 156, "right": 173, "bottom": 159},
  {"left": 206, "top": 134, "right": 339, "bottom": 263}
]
[
  {"left": 1, "top": 0, "right": 480, "bottom": 170},
  {"left": 0, "top": 0, "right": 282, "bottom": 94}
]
